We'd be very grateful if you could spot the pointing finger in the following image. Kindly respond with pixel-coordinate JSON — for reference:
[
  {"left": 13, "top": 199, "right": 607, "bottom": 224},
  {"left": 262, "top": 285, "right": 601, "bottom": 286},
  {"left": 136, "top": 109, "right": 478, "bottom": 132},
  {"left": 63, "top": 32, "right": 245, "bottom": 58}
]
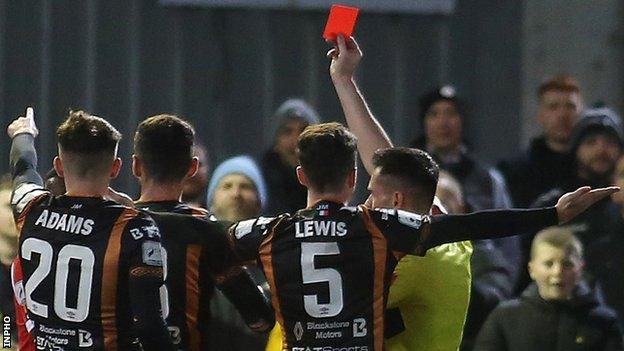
[{"left": 26, "top": 107, "right": 34, "bottom": 120}]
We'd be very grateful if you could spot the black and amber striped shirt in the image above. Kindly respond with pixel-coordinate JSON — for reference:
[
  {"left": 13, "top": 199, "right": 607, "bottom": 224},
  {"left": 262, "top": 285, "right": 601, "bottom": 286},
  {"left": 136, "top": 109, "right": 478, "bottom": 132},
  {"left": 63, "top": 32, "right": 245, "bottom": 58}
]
[
  {"left": 13, "top": 192, "right": 167, "bottom": 351},
  {"left": 230, "top": 200, "right": 559, "bottom": 351},
  {"left": 230, "top": 200, "right": 429, "bottom": 351},
  {"left": 134, "top": 201, "right": 237, "bottom": 351}
]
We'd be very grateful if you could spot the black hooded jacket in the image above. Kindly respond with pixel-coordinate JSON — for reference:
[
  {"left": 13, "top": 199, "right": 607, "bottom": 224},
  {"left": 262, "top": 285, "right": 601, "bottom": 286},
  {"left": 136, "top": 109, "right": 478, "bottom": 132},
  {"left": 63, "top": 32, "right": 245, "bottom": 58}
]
[{"left": 474, "top": 283, "right": 623, "bottom": 351}]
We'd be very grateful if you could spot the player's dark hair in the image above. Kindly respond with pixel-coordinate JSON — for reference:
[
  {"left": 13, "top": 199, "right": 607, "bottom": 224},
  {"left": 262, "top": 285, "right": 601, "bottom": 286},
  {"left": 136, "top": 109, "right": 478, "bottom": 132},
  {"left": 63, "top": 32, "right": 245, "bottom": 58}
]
[
  {"left": 134, "top": 114, "right": 195, "bottom": 183},
  {"left": 372, "top": 147, "right": 439, "bottom": 209},
  {"left": 297, "top": 122, "right": 357, "bottom": 193},
  {"left": 56, "top": 110, "right": 121, "bottom": 178}
]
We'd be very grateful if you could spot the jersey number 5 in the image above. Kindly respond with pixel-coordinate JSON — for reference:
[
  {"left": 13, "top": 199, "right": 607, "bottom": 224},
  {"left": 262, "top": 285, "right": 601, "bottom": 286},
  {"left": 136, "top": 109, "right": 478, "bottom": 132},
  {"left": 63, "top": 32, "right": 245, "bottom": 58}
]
[
  {"left": 21, "top": 238, "right": 95, "bottom": 322},
  {"left": 301, "top": 242, "right": 344, "bottom": 318}
]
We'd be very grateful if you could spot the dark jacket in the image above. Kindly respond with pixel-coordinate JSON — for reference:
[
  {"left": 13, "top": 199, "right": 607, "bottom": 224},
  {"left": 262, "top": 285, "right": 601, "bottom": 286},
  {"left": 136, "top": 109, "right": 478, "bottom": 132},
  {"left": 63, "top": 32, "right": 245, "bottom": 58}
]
[
  {"left": 261, "top": 150, "right": 307, "bottom": 216},
  {"left": 411, "top": 139, "right": 520, "bottom": 346},
  {"left": 516, "top": 179, "right": 624, "bottom": 323},
  {"left": 586, "top": 210, "right": 624, "bottom": 329},
  {"left": 474, "top": 283, "right": 623, "bottom": 351},
  {"left": 498, "top": 136, "right": 575, "bottom": 207}
]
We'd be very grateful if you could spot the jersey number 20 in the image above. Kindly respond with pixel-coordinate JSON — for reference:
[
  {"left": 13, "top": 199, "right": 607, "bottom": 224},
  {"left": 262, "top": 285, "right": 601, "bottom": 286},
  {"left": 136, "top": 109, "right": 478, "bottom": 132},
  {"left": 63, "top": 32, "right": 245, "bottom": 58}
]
[{"left": 21, "top": 238, "right": 94, "bottom": 322}]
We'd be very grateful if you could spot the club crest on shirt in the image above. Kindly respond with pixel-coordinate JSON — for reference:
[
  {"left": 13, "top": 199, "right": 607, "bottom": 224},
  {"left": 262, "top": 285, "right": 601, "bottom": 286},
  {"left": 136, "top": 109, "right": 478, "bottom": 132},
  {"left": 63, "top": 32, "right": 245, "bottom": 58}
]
[{"left": 142, "top": 241, "right": 163, "bottom": 266}]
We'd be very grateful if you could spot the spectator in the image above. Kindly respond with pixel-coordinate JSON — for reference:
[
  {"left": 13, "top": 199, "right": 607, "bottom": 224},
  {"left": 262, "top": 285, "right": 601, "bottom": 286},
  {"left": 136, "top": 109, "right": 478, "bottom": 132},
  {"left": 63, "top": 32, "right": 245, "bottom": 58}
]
[
  {"left": 586, "top": 155, "right": 624, "bottom": 327},
  {"left": 498, "top": 75, "right": 582, "bottom": 207},
  {"left": 207, "top": 155, "right": 266, "bottom": 221},
  {"left": 526, "top": 107, "right": 624, "bottom": 315},
  {"left": 435, "top": 169, "right": 467, "bottom": 213},
  {"left": 474, "top": 227, "right": 623, "bottom": 351},
  {"left": 410, "top": 86, "right": 521, "bottom": 348},
  {"left": 0, "top": 177, "right": 16, "bottom": 267},
  {"left": 206, "top": 155, "right": 270, "bottom": 351},
  {"left": 385, "top": 169, "right": 472, "bottom": 351},
  {"left": 435, "top": 171, "right": 522, "bottom": 350},
  {"left": 411, "top": 86, "right": 513, "bottom": 214},
  {"left": 182, "top": 142, "right": 210, "bottom": 208},
  {"left": 261, "top": 98, "right": 320, "bottom": 215},
  {"left": 0, "top": 177, "right": 17, "bottom": 349}
]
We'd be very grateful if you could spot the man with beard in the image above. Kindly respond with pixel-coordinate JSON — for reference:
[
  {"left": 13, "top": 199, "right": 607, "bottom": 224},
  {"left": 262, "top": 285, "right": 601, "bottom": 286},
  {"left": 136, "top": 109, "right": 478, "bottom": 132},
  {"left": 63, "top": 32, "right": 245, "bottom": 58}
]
[
  {"left": 523, "top": 107, "right": 623, "bottom": 320},
  {"left": 205, "top": 155, "right": 271, "bottom": 350}
]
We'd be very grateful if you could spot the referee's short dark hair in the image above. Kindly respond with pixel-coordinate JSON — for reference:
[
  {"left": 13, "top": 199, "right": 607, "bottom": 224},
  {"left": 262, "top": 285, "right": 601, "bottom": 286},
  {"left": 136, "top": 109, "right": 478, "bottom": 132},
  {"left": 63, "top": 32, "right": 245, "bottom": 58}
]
[
  {"left": 372, "top": 147, "right": 439, "bottom": 208},
  {"left": 297, "top": 122, "right": 357, "bottom": 193},
  {"left": 56, "top": 110, "right": 121, "bottom": 178},
  {"left": 134, "top": 114, "right": 195, "bottom": 183}
]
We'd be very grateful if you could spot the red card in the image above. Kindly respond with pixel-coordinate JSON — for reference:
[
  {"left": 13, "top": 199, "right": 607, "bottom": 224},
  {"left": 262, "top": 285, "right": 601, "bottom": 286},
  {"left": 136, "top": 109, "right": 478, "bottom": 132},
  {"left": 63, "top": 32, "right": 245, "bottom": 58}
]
[{"left": 323, "top": 5, "right": 360, "bottom": 42}]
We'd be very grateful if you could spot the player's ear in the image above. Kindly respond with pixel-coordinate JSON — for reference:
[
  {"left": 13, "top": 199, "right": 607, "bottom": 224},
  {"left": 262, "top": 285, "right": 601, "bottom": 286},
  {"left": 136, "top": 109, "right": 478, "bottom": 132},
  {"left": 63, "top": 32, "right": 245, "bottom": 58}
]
[
  {"left": 131, "top": 155, "right": 142, "bottom": 178},
  {"left": 393, "top": 191, "right": 404, "bottom": 208},
  {"left": 186, "top": 156, "right": 199, "bottom": 179},
  {"left": 110, "top": 157, "right": 122, "bottom": 179},
  {"left": 347, "top": 168, "right": 356, "bottom": 189},
  {"left": 296, "top": 166, "right": 309, "bottom": 187},
  {"left": 53, "top": 156, "right": 64, "bottom": 178}
]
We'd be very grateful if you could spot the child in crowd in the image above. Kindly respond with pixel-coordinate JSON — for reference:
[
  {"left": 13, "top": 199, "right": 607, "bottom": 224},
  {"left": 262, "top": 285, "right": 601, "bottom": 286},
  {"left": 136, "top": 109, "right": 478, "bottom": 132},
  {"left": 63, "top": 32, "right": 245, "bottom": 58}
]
[{"left": 474, "top": 227, "right": 623, "bottom": 351}]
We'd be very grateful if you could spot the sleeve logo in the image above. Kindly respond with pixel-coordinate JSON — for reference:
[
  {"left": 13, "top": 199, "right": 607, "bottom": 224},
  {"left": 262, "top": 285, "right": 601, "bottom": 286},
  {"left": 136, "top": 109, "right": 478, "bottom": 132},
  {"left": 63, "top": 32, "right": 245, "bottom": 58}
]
[
  {"left": 142, "top": 241, "right": 163, "bottom": 266},
  {"left": 234, "top": 219, "right": 255, "bottom": 239},
  {"left": 397, "top": 210, "right": 423, "bottom": 229}
]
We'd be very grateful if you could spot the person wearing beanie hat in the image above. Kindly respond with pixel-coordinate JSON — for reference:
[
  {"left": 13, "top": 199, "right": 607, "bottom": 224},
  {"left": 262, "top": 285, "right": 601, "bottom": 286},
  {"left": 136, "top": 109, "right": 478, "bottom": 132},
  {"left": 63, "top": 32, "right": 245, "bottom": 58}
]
[
  {"left": 207, "top": 155, "right": 267, "bottom": 221},
  {"left": 569, "top": 107, "right": 623, "bottom": 185},
  {"left": 411, "top": 85, "right": 522, "bottom": 349},
  {"left": 261, "top": 98, "right": 320, "bottom": 215},
  {"left": 206, "top": 155, "right": 271, "bottom": 351},
  {"left": 520, "top": 106, "right": 624, "bottom": 325}
]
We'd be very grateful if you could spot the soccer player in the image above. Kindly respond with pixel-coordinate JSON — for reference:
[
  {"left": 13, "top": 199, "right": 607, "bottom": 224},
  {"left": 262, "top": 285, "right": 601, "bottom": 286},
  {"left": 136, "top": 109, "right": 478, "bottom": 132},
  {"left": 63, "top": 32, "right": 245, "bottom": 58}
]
[
  {"left": 330, "top": 34, "right": 472, "bottom": 350},
  {"left": 231, "top": 121, "right": 616, "bottom": 351},
  {"left": 8, "top": 108, "right": 173, "bottom": 350},
  {"left": 131, "top": 114, "right": 274, "bottom": 350}
]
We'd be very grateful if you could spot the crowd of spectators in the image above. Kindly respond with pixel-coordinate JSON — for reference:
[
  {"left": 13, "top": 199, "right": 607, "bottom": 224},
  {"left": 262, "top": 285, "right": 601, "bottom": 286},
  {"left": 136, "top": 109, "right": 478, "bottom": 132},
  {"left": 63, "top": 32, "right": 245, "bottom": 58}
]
[{"left": 0, "top": 72, "right": 622, "bottom": 351}]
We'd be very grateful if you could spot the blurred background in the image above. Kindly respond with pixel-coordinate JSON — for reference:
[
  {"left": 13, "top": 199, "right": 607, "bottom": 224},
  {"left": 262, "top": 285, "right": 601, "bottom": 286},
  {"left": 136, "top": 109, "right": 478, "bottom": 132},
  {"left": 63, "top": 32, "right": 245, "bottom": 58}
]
[{"left": 0, "top": 0, "right": 622, "bottom": 197}]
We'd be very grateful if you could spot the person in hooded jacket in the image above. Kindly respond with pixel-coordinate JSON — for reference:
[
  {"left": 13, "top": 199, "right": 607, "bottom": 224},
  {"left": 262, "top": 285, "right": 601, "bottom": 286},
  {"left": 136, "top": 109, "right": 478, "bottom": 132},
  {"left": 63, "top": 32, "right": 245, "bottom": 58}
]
[
  {"left": 261, "top": 99, "right": 320, "bottom": 215},
  {"left": 520, "top": 107, "right": 624, "bottom": 320},
  {"left": 474, "top": 227, "right": 622, "bottom": 351},
  {"left": 411, "top": 86, "right": 521, "bottom": 348}
]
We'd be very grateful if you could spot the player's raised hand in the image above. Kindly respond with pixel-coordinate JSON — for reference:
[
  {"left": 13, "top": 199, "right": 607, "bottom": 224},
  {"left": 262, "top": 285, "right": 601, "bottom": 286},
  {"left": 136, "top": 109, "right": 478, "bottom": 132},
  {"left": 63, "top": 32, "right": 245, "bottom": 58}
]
[
  {"left": 7, "top": 107, "right": 39, "bottom": 138},
  {"left": 556, "top": 186, "right": 620, "bottom": 224},
  {"left": 328, "top": 35, "right": 363, "bottom": 81}
]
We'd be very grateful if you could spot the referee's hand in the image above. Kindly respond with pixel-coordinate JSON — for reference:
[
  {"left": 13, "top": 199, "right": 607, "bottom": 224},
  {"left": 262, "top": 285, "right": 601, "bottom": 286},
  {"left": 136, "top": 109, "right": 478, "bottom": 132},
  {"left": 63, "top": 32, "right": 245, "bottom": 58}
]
[
  {"left": 556, "top": 186, "right": 620, "bottom": 224},
  {"left": 8, "top": 107, "right": 39, "bottom": 138},
  {"left": 328, "top": 35, "right": 362, "bottom": 82}
]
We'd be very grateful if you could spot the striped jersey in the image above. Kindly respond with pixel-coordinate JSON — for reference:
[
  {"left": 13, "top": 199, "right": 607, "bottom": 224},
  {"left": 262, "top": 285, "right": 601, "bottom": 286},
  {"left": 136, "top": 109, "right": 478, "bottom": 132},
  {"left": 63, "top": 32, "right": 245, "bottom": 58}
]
[
  {"left": 134, "top": 201, "right": 237, "bottom": 351},
  {"left": 230, "top": 200, "right": 432, "bottom": 351},
  {"left": 12, "top": 187, "right": 165, "bottom": 351}
]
